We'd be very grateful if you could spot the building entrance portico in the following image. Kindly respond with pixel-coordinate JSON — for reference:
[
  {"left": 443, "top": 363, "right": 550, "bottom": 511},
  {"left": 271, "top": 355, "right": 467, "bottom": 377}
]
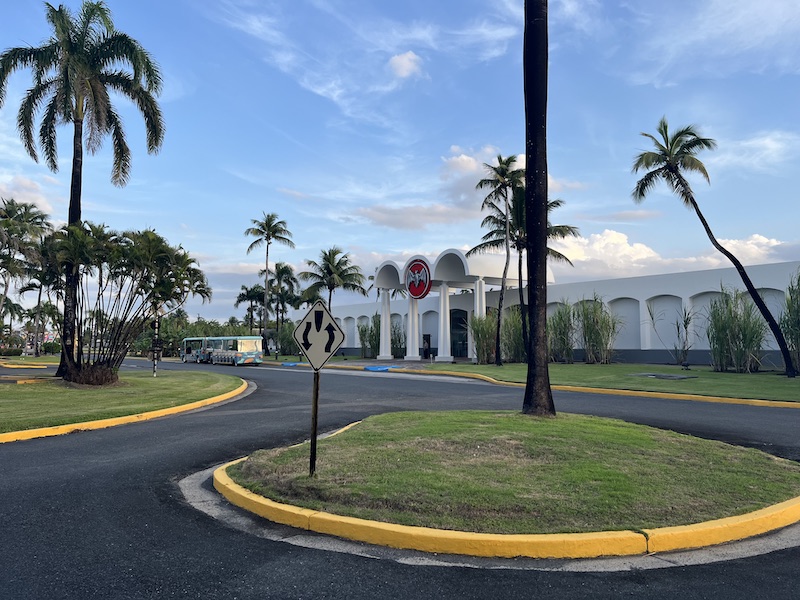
[{"left": 370, "top": 249, "right": 522, "bottom": 363}]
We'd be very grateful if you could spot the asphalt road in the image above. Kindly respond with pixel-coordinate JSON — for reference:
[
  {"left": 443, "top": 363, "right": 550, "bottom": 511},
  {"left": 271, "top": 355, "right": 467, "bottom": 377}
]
[{"left": 1, "top": 361, "right": 799, "bottom": 599}]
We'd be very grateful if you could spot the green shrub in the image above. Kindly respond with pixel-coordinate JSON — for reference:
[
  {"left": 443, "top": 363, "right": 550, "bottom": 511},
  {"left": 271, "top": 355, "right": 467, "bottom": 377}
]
[
  {"left": 0, "top": 348, "right": 23, "bottom": 356},
  {"left": 277, "top": 321, "right": 299, "bottom": 356},
  {"left": 42, "top": 341, "right": 61, "bottom": 355}
]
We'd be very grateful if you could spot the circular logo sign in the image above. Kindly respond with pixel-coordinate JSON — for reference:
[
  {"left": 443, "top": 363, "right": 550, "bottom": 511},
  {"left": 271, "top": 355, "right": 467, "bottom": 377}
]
[{"left": 405, "top": 259, "right": 432, "bottom": 299}]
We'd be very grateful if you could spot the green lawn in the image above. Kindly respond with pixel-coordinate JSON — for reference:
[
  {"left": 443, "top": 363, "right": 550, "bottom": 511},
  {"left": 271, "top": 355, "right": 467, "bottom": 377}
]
[
  {"left": 422, "top": 362, "right": 800, "bottom": 402},
  {"left": 230, "top": 411, "right": 800, "bottom": 534},
  {"left": 0, "top": 370, "right": 243, "bottom": 433}
]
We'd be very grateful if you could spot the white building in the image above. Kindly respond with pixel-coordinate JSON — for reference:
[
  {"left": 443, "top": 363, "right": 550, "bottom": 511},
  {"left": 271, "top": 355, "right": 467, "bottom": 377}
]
[{"left": 311, "top": 249, "right": 800, "bottom": 366}]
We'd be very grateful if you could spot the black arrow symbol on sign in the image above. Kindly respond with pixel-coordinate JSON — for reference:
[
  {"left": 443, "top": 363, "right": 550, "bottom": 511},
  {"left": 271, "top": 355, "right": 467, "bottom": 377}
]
[
  {"left": 301, "top": 322, "right": 313, "bottom": 350},
  {"left": 324, "top": 323, "right": 337, "bottom": 352}
]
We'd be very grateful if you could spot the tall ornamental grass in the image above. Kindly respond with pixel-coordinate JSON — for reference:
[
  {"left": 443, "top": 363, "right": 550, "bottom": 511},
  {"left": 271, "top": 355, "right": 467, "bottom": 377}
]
[
  {"left": 468, "top": 314, "right": 496, "bottom": 365},
  {"left": 390, "top": 321, "right": 406, "bottom": 358},
  {"left": 780, "top": 271, "right": 800, "bottom": 372},
  {"left": 357, "top": 314, "right": 378, "bottom": 358},
  {"left": 501, "top": 306, "right": 526, "bottom": 363},
  {"left": 574, "top": 294, "right": 621, "bottom": 364},
  {"left": 547, "top": 302, "right": 575, "bottom": 363},
  {"left": 706, "top": 288, "right": 767, "bottom": 373}
]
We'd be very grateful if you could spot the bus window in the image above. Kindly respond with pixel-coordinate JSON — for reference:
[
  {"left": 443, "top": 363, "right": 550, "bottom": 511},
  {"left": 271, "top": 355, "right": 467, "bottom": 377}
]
[{"left": 238, "top": 339, "right": 260, "bottom": 353}]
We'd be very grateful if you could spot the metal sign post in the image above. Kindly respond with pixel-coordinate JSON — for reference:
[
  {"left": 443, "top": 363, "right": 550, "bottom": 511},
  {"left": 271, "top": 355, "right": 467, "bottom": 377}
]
[{"left": 292, "top": 301, "right": 345, "bottom": 476}]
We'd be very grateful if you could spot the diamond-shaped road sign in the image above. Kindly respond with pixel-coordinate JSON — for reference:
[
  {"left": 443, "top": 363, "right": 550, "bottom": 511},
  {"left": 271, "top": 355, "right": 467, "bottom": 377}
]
[{"left": 293, "top": 301, "right": 345, "bottom": 371}]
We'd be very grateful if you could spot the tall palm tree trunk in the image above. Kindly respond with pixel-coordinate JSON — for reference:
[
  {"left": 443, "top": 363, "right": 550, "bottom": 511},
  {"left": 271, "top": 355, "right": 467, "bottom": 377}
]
[
  {"left": 684, "top": 191, "right": 796, "bottom": 377},
  {"left": 57, "top": 120, "right": 84, "bottom": 379},
  {"left": 262, "top": 244, "right": 270, "bottom": 352},
  {"left": 33, "top": 283, "right": 43, "bottom": 357},
  {"left": 522, "top": 0, "right": 556, "bottom": 415},
  {"left": 0, "top": 272, "right": 9, "bottom": 320},
  {"left": 493, "top": 195, "right": 512, "bottom": 366},
  {"left": 518, "top": 248, "right": 529, "bottom": 353}
]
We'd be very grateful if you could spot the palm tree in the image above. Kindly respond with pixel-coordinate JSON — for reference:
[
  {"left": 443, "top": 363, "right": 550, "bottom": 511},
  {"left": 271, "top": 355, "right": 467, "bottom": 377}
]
[
  {"left": 299, "top": 247, "right": 367, "bottom": 308},
  {"left": 234, "top": 284, "right": 264, "bottom": 332},
  {"left": 0, "top": 199, "right": 50, "bottom": 322},
  {"left": 270, "top": 262, "right": 300, "bottom": 337},
  {"left": 244, "top": 213, "right": 294, "bottom": 338},
  {"left": 469, "top": 188, "right": 578, "bottom": 352},
  {"left": 522, "top": 0, "right": 556, "bottom": 415},
  {"left": 19, "top": 227, "right": 57, "bottom": 357},
  {"left": 476, "top": 155, "right": 525, "bottom": 366},
  {"left": 633, "top": 116, "right": 796, "bottom": 378},
  {"left": 0, "top": 1, "right": 165, "bottom": 380},
  {"left": 298, "top": 286, "right": 324, "bottom": 309}
]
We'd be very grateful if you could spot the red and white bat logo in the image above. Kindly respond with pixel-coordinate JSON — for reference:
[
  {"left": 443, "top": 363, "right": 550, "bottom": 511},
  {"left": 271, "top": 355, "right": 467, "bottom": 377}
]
[{"left": 405, "top": 259, "right": 432, "bottom": 299}]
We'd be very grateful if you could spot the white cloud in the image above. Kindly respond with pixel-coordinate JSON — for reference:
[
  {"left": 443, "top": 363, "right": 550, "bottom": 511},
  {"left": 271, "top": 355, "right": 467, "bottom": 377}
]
[
  {"left": 548, "top": 174, "right": 586, "bottom": 193},
  {"left": 715, "top": 234, "right": 784, "bottom": 264},
  {"left": 277, "top": 187, "right": 309, "bottom": 199},
  {"left": 447, "top": 20, "right": 519, "bottom": 61},
  {"left": 629, "top": 0, "right": 800, "bottom": 85},
  {"left": 577, "top": 209, "right": 662, "bottom": 224},
  {"left": 356, "top": 203, "right": 477, "bottom": 230},
  {"left": 552, "top": 0, "right": 603, "bottom": 34},
  {"left": 0, "top": 175, "right": 59, "bottom": 216},
  {"left": 441, "top": 148, "right": 491, "bottom": 179},
  {"left": 389, "top": 51, "right": 423, "bottom": 79},
  {"left": 708, "top": 131, "right": 800, "bottom": 174},
  {"left": 549, "top": 229, "right": 793, "bottom": 283}
]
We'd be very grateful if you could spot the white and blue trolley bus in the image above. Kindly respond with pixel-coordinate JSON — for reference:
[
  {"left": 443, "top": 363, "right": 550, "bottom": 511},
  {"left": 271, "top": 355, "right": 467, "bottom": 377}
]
[{"left": 180, "top": 335, "right": 263, "bottom": 366}]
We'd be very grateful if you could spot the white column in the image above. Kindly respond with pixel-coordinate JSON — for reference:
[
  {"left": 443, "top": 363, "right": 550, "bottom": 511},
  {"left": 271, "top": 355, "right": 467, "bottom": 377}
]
[
  {"left": 436, "top": 283, "right": 453, "bottom": 362},
  {"left": 405, "top": 296, "right": 421, "bottom": 360},
  {"left": 640, "top": 300, "right": 653, "bottom": 350},
  {"left": 469, "top": 279, "right": 486, "bottom": 363},
  {"left": 475, "top": 278, "right": 487, "bottom": 317},
  {"left": 377, "top": 290, "right": 393, "bottom": 360}
]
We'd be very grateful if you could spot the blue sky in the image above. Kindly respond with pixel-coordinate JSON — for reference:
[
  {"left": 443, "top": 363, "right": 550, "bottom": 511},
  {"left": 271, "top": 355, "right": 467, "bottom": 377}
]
[{"left": 1, "top": 0, "right": 799, "bottom": 321}]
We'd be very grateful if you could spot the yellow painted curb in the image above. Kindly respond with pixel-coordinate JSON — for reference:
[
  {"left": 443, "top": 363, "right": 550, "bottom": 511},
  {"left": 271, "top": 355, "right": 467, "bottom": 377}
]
[
  {"left": 644, "top": 495, "right": 800, "bottom": 553},
  {"left": 0, "top": 361, "right": 50, "bottom": 369},
  {"left": 212, "top": 459, "right": 645, "bottom": 559},
  {"left": 320, "top": 363, "right": 800, "bottom": 408},
  {"left": 552, "top": 385, "right": 800, "bottom": 409},
  {"left": 215, "top": 417, "right": 800, "bottom": 559},
  {"left": 215, "top": 456, "right": 800, "bottom": 559},
  {"left": 0, "top": 379, "right": 248, "bottom": 444}
]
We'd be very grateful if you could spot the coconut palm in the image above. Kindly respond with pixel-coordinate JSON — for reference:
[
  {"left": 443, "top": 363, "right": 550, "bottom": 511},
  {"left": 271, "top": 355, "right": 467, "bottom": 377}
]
[
  {"left": 269, "top": 262, "right": 300, "bottom": 337},
  {"left": 0, "top": 199, "right": 51, "bottom": 322},
  {"left": 298, "top": 286, "right": 324, "bottom": 309},
  {"left": 18, "top": 227, "right": 57, "bottom": 357},
  {"left": 299, "top": 247, "right": 367, "bottom": 308},
  {"left": 633, "top": 116, "right": 795, "bottom": 378},
  {"left": 0, "top": 1, "right": 165, "bottom": 379},
  {"left": 476, "top": 155, "right": 524, "bottom": 366},
  {"left": 469, "top": 188, "right": 578, "bottom": 352},
  {"left": 244, "top": 213, "right": 294, "bottom": 337},
  {"left": 234, "top": 284, "right": 264, "bottom": 332}
]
